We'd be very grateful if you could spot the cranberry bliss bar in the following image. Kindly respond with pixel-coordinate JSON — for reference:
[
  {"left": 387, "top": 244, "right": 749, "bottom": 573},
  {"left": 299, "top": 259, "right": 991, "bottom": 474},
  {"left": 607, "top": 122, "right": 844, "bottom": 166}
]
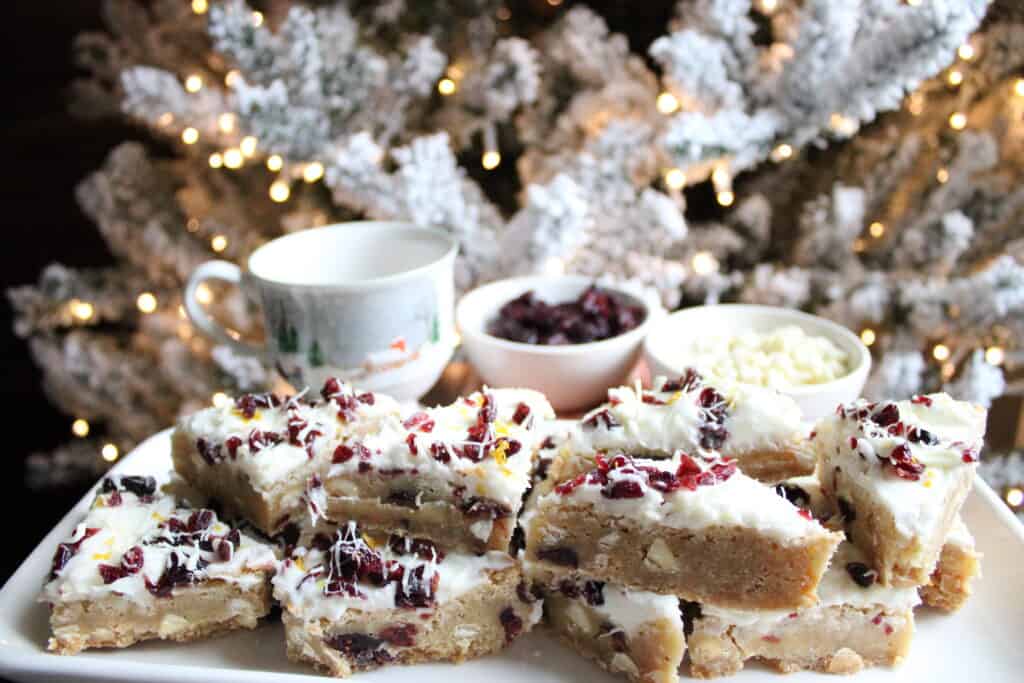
[
  {"left": 569, "top": 372, "right": 813, "bottom": 483},
  {"left": 522, "top": 452, "right": 841, "bottom": 609},
  {"left": 316, "top": 388, "right": 554, "bottom": 553},
  {"left": 273, "top": 523, "right": 541, "bottom": 677},
  {"left": 688, "top": 543, "right": 918, "bottom": 677},
  {"left": 814, "top": 393, "right": 986, "bottom": 586},
  {"left": 41, "top": 475, "right": 276, "bottom": 655},
  {"left": 530, "top": 566, "right": 685, "bottom": 683},
  {"left": 171, "top": 380, "right": 400, "bottom": 537}
]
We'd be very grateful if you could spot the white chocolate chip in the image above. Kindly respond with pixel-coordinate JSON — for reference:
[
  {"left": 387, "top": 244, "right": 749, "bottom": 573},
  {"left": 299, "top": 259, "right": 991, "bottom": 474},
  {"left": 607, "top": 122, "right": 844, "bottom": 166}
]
[{"left": 643, "top": 538, "right": 678, "bottom": 571}]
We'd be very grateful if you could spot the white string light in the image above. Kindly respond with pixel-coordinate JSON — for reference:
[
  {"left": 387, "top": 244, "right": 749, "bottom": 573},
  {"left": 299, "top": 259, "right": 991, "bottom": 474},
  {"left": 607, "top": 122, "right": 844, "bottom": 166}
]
[
  {"left": 136, "top": 292, "right": 158, "bottom": 314},
  {"left": 181, "top": 127, "right": 199, "bottom": 145},
  {"left": 185, "top": 74, "right": 203, "bottom": 93},
  {"left": 72, "top": 419, "right": 90, "bottom": 438},
  {"left": 303, "top": 162, "right": 325, "bottom": 183},
  {"left": 269, "top": 179, "right": 291, "bottom": 203},
  {"left": 266, "top": 155, "right": 283, "bottom": 172}
]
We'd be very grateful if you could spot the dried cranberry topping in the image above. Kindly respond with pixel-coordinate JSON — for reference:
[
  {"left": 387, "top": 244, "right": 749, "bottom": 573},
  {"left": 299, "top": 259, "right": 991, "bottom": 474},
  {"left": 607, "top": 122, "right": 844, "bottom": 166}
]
[
  {"left": 327, "top": 633, "right": 393, "bottom": 666},
  {"left": 116, "top": 476, "right": 158, "bottom": 498},
  {"left": 106, "top": 490, "right": 123, "bottom": 507},
  {"left": 911, "top": 395, "right": 933, "bottom": 407},
  {"left": 511, "top": 402, "right": 532, "bottom": 425},
  {"left": 121, "top": 545, "right": 145, "bottom": 572},
  {"left": 641, "top": 393, "right": 666, "bottom": 405},
  {"left": 388, "top": 536, "right": 444, "bottom": 562},
  {"left": 680, "top": 601, "right": 702, "bottom": 638},
  {"left": 537, "top": 546, "right": 578, "bottom": 568},
  {"left": 460, "top": 497, "right": 510, "bottom": 520},
  {"left": 50, "top": 527, "right": 101, "bottom": 578},
  {"left": 188, "top": 509, "right": 214, "bottom": 533},
  {"left": 662, "top": 369, "right": 702, "bottom": 393},
  {"left": 499, "top": 607, "right": 523, "bottom": 643},
  {"left": 225, "top": 435, "right": 242, "bottom": 459},
  {"left": 582, "top": 408, "right": 620, "bottom": 431},
  {"left": 429, "top": 442, "right": 452, "bottom": 463},
  {"left": 378, "top": 623, "right": 417, "bottom": 647},
  {"left": 98, "top": 564, "right": 129, "bottom": 584},
  {"left": 846, "top": 562, "right": 877, "bottom": 588},
  {"left": 604, "top": 479, "right": 645, "bottom": 499},
  {"left": 581, "top": 580, "right": 605, "bottom": 606},
  {"left": 403, "top": 412, "right": 435, "bottom": 433},
  {"left": 385, "top": 489, "right": 420, "bottom": 509},
  {"left": 248, "top": 429, "right": 282, "bottom": 454},
  {"left": 394, "top": 565, "right": 439, "bottom": 608},
  {"left": 887, "top": 443, "right": 925, "bottom": 481},
  {"left": 871, "top": 403, "right": 900, "bottom": 427},
  {"left": 196, "top": 437, "right": 223, "bottom": 465},
  {"left": 487, "top": 286, "right": 645, "bottom": 345},
  {"left": 357, "top": 392, "right": 375, "bottom": 405}
]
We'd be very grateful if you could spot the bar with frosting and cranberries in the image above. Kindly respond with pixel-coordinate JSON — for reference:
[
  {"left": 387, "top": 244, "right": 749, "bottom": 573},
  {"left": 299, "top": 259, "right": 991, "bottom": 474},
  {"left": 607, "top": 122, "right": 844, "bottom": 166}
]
[
  {"left": 920, "top": 515, "right": 981, "bottom": 612},
  {"left": 569, "top": 372, "right": 813, "bottom": 483},
  {"left": 315, "top": 387, "right": 554, "bottom": 553},
  {"left": 41, "top": 475, "right": 276, "bottom": 655},
  {"left": 171, "top": 379, "right": 401, "bottom": 537},
  {"left": 814, "top": 393, "right": 986, "bottom": 587},
  {"left": 521, "top": 451, "right": 842, "bottom": 609},
  {"left": 530, "top": 565, "right": 685, "bottom": 683},
  {"left": 687, "top": 543, "right": 918, "bottom": 678},
  {"left": 273, "top": 522, "right": 541, "bottom": 678}
]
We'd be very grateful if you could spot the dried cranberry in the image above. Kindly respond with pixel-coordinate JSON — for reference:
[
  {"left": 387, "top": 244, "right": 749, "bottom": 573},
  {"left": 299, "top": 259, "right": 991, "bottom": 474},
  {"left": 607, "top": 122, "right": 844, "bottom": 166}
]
[
  {"left": 540, "top": 436, "right": 557, "bottom": 450},
  {"left": 385, "top": 489, "right": 420, "bottom": 509},
  {"left": 962, "top": 449, "right": 978, "bottom": 463},
  {"left": 641, "top": 393, "right": 666, "bottom": 405},
  {"left": 98, "top": 564, "right": 128, "bottom": 584},
  {"left": 248, "top": 429, "right": 282, "bottom": 453},
  {"left": 321, "top": 377, "right": 342, "bottom": 400},
  {"left": 394, "top": 565, "right": 438, "bottom": 608},
  {"left": 487, "top": 286, "right": 644, "bottom": 345},
  {"left": 499, "top": 607, "right": 523, "bottom": 643},
  {"left": 196, "top": 438, "right": 223, "bottom": 465},
  {"left": 846, "top": 562, "right": 877, "bottom": 587},
  {"left": 225, "top": 435, "right": 242, "bottom": 459},
  {"left": 334, "top": 444, "right": 355, "bottom": 464},
  {"left": 429, "top": 442, "right": 452, "bottom": 463},
  {"left": 50, "top": 527, "right": 100, "bottom": 578},
  {"left": 106, "top": 490, "right": 123, "bottom": 507},
  {"left": 324, "top": 578, "right": 365, "bottom": 598},
  {"left": 511, "top": 402, "right": 531, "bottom": 425},
  {"left": 460, "top": 497, "right": 510, "bottom": 520},
  {"left": 538, "top": 546, "right": 578, "bottom": 568},
  {"left": 911, "top": 395, "right": 933, "bottom": 407},
  {"left": 378, "top": 623, "right": 417, "bottom": 647},
  {"left": 188, "top": 509, "right": 214, "bottom": 533},
  {"left": 603, "top": 479, "right": 645, "bottom": 499},
  {"left": 582, "top": 409, "right": 619, "bottom": 431},
  {"left": 558, "top": 579, "right": 580, "bottom": 598},
  {"left": 388, "top": 536, "right": 444, "bottom": 562},
  {"left": 699, "top": 424, "right": 729, "bottom": 450},
  {"left": 871, "top": 403, "right": 900, "bottom": 427},
  {"left": 403, "top": 412, "right": 435, "bottom": 433},
  {"left": 797, "top": 508, "right": 813, "bottom": 520},
  {"left": 908, "top": 427, "right": 938, "bottom": 445},
  {"left": 121, "top": 546, "right": 144, "bottom": 573},
  {"left": 663, "top": 369, "right": 702, "bottom": 393},
  {"left": 357, "top": 392, "right": 375, "bottom": 405},
  {"left": 327, "top": 633, "right": 393, "bottom": 666},
  {"left": 118, "top": 476, "right": 157, "bottom": 497}
]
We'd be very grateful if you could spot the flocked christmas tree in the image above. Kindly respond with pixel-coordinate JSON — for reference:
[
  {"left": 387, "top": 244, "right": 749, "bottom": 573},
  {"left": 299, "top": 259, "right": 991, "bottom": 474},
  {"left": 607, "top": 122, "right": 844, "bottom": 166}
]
[{"left": 8, "top": 0, "right": 1024, "bottom": 515}]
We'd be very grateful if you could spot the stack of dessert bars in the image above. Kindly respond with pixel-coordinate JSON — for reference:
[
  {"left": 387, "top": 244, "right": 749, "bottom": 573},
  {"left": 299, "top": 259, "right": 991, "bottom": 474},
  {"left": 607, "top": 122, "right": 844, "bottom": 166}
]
[
  {"left": 521, "top": 374, "right": 984, "bottom": 680},
  {"left": 41, "top": 371, "right": 984, "bottom": 680}
]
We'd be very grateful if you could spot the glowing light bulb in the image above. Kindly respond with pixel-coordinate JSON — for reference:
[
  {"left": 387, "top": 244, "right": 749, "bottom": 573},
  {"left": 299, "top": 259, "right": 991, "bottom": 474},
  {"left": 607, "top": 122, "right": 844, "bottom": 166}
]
[
  {"left": 547, "top": 0, "right": 563, "bottom": 6},
  {"left": 860, "top": 329, "right": 876, "bottom": 346},
  {"left": 251, "top": 11, "right": 263, "bottom": 26},
  {"left": 1007, "top": 488, "right": 1024, "bottom": 507},
  {"left": 664, "top": 168, "right": 686, "bottom": 190},
  {"left": 72, "top": 419, "right": 90, "bottom": 438},
  {"left": 266, "top": 154, "right": 283, "bottom": 172},
  {"left": 947, "top": 69, "right": 963, "bottom": 86},
  {"left": 303, "top": 162, "right": 325, "bottom": 183},
  {"left": 692, "top": 251, "right": 719, "bottom": 275},
  {"left": 101, "top": 443, "right": 119, "bottom": 462},
  {"left": 932, "top": 344, "right": 951, "bottom": 361},
  {"left": 70, "top": 299, "right": 94, "bottom": 322},
  {"left": 869, "top": 221, "right": 885, "bottom": 238},
  {"left": 192, "top": 0, "right": 208, "bottom": 14},
  {"left": 240, "top": 136, "right": 258, "bottom": 157},
  {"left": 771, "top": 143, "right": 793, "bottom": 162},
  {"left": 656, "top": 92, "right": 680, "bottom": 114},
  {"left": 212, "top": 392, "right": 230, "bottom": 408},
  {"left": 437, "top": 78, "right": 456, "bottom": 96},
  {"left": 196, "top": 283, "right": 214, "bottom": 305},
  {"left": 829, "top": 113, "right": 858, "bottom": 136},
  {"left": 136, "top": 292, "right": 158, "bottom": 314},
  {"left": 223, "top": 148, "right": 244, "bottom": 169},
  {"left": 949, "top": 112, "right": 967, "bottom": 130},
  {"left": 906, "top": 0, "right": 922, "bottom": 6},
  {"left": 1015, "top": 79, "right": 1024, "bottom": 97},
  {"left": 211, "top": 235, "right": 228, "bottom": 253},
  {"left": 184, "top": 74, "right": 203, "bottom": 93},
  {"left": 482, "top": 151, "right": 501, "bottom": 170},
  {"left": 711, "top": 166, "right": 731, "bottom": 188},
  {"left": 958, "top": 43, "right": 975, "bottom": 61},
  {"left": 182, "top": 127, "right": 199, "bottom": 145},
  {"left": 269, "top": 179, "right": 291, "bottom": 203},
  {"left": 209, "top": 152, "right": 223, "bottom": 168},
  {"left": 717, "top": 190, "right": 735, "bottom": 207},
  {"left": 225, "top": 70, "right": 241, "bottom": 88},
  {"left": 218, "top": 113, "right": 236, "bottom": 134},
  {"left": 936, "top": 167, "right": 949, "bottom": 183},
  {"left": 985, "top": 346, "right": 1005, "bottom": 366},
  {"left": 759, "top": 0, "right": 778, "bottom": 13}
]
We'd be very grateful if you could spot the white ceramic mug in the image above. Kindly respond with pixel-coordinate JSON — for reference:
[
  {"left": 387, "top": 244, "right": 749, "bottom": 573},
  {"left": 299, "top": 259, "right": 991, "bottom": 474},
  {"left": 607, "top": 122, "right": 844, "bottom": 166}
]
[{"left": 184, "top": 221, "right": 458, "bottom": 400}]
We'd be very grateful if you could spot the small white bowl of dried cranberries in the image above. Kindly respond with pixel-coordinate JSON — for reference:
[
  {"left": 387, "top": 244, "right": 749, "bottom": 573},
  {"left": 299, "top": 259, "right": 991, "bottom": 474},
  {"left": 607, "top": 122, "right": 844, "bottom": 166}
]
[{"left": 456, "top": 276, "right": 663, "bottom": 413}]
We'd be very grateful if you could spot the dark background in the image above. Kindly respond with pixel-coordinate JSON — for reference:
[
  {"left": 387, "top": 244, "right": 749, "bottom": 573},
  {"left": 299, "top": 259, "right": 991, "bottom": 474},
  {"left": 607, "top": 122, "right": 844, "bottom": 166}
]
[{"left": 0, "top": 0, "right": 680, "bottom": 586}]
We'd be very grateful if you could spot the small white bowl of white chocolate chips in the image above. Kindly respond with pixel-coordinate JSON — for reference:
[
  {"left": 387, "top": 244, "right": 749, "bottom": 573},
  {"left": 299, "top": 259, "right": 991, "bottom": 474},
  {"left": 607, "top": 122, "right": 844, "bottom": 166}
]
[{"left": 643, "top": 304, "right": 871, "bottom": 421}]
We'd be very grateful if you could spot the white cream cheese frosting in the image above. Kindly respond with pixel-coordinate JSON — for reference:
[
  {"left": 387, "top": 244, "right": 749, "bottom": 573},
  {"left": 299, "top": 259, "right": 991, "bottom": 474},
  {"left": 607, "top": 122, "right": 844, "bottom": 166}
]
[
  {"left": 570, "top": 373, "right": 805, "bottom": 459},
  {"left": 326, "top": 387, "right": 555, "bottom": 511},
  {"left": 701, "top": 543, "right": 921, "bottom": 632},
  {"left": 812, "top": 393, "right": 985, "bottom": 538},
  {"left": 272, "top": 522, "right": 516, "bottom": 623},
  {"left": 40, "top": 475, "right": 276, "bottom": 608},
  {"left": 529, "top": 452, "right": 831, "bottom": 543}
]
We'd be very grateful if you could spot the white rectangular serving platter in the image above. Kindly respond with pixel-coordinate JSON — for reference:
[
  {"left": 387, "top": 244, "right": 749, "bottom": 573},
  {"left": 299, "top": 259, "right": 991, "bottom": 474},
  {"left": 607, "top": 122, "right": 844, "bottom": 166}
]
[{"left": 2, "top": 427, "right": 1023, "bottom": 682}]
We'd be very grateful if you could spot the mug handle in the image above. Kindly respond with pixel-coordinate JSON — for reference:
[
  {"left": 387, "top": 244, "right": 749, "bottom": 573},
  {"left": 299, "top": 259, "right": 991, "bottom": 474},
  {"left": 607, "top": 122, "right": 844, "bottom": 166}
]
[{"left": 184, "top": 260, "right": 265, "bottom": 358}]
